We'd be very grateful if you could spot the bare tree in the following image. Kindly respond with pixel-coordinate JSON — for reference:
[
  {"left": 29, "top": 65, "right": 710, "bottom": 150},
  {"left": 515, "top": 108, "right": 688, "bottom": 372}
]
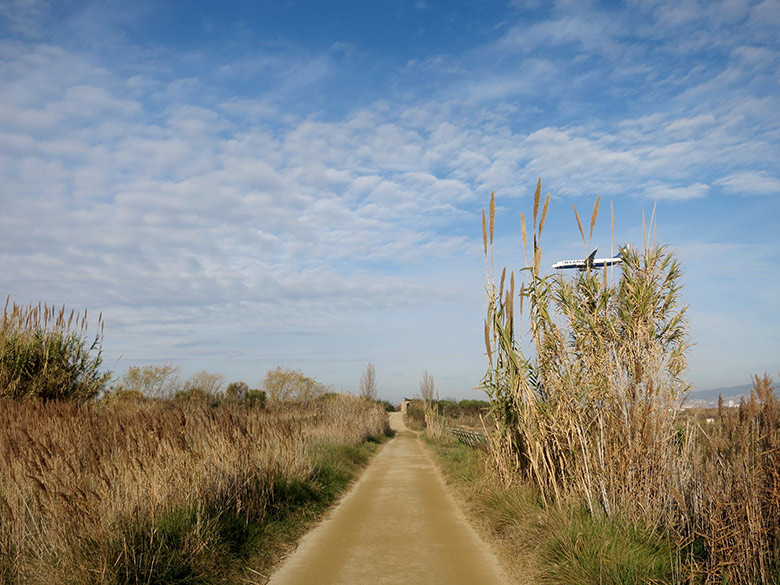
[
  {"left": 359, "top": 362, "right": 377, "bottom": 400},
  {"left": 419, "top": 370, "right": 436, "bottom": 404},
  {"left": 182, "top": 370, "right": 225, "bottom": 396},
  {"left": 262, "top": 366, "right": 326, "bottom": 403},
  {"left": 120, "top": 364, "right": 181, "bottom": 399}
]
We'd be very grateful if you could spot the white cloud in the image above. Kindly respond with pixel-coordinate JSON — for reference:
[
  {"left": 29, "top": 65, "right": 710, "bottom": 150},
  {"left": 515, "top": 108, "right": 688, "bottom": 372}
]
[
  {"left": 716, "top": 171, "right": 780, "bottom": 195},
  {"left": 0, "top": 0, "right": 51, "bottom": 38},
  {"left": 644, "top": 183, "right": 710, "bottom": 200},
  {"left": 495, "top": 12, "right": 621, "bottom": 55},
  {"left": 2, "top": 1, "right": 779, "bottom": 396},
  {"left": 664, "top": 114, "right": 717, "bottom": 138}
]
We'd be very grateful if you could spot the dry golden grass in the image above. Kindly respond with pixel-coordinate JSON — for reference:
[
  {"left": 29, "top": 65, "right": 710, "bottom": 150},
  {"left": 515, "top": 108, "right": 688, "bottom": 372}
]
[
  {"left": 0, "top": 395, "right": 389, "bottom": 585},
  {"left": 480, "top": 183, "right": 779, "bottom": 584},
  {"left": 688, "top": 374, "right": 780, "bottom": 583}
]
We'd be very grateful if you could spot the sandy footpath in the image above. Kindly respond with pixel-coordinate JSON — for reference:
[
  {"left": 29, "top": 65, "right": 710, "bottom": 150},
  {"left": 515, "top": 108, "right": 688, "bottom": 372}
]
[{"left": 266, "top": 412, "right": 508, "bottom": 585}]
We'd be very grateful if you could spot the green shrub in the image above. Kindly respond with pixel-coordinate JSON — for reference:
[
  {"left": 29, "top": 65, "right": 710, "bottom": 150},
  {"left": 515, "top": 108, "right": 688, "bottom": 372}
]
[
  {"left": 0, "top": 298, "right": 110, "bottom": 401},
  {"left": 174, "top": 386, "right": 223, "bottom": 406},
  {"left": 102, "top": 388, "right": 146, "bottom": 403},
  {"left": 226, "top": 381, "right": 248, "bottom": 400},
  {"left": 246, "top": 389, "right": 267, "bottom": 408},
  {"left": 405, "top": 401, "right": 426, "bottom": 428}
]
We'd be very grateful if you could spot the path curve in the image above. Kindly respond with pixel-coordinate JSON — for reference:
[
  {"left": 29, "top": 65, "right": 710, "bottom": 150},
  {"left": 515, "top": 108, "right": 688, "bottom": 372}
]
[{"left": 266, "top": 412, "right": 507, "bottom": 585}]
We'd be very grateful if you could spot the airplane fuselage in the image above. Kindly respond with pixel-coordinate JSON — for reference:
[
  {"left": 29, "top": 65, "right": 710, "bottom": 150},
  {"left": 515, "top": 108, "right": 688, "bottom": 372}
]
[{"left": 551, "top": 248, "right": 624, "bottom": 271}]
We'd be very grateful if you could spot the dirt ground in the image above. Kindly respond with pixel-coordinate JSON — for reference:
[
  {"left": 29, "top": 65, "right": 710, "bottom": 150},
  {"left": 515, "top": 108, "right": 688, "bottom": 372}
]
[{"left": 266, "top": 412, "right": 508, "bottom": 585}]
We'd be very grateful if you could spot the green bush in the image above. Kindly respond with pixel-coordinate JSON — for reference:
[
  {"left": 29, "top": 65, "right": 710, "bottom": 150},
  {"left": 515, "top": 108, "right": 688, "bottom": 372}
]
[
  {"left": 246, "top": 389, "right": 267, "bottom": 408},
  {"left": 174, "top": 386, "right": 223, "bottom": 406},
  {"left": 226, "top": 381, "right": 248, "bottom": 400},
  {"left": 0, "top": 299, "right": 110, "bottom": 401},
  {"left": 405, "top": 401, "right": 426, "bottom": 428}
]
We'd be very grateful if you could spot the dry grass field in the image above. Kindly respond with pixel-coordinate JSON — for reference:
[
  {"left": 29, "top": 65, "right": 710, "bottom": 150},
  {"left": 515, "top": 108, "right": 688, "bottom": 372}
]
[
  {"left": 472, "top": 184, "right": 779, "bottom": 584},
  {"left": 0, "top": 392, "right": 389, "bottom": 585}
]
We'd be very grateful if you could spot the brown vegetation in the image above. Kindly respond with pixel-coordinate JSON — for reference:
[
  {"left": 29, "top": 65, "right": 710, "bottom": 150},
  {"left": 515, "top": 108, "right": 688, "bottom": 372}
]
[
  {"left": 263, "top": 365, "right": 327, "bottom": 403},
  {"left": 0, "top": 395, "right": 389, "bottom": 584},
  {"left": 689, "top": 374, "right": 780, "bottom": 582},
  {"left": 480, "top": 182, "right": 779, "bottom": 584},
  {"left": 359, "top": 362, "right": 378, "bottom": 401}
]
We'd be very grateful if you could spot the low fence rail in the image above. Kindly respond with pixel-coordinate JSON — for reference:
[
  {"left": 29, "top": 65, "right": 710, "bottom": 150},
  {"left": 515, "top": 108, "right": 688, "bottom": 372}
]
[{"left": 448, "top": 427, "right": 488, "bottom": 447}]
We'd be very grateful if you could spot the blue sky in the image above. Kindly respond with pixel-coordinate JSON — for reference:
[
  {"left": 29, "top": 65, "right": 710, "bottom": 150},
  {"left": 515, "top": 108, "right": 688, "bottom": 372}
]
[{"left": 1, "top": 0, "right": 778, "bottom": 402}]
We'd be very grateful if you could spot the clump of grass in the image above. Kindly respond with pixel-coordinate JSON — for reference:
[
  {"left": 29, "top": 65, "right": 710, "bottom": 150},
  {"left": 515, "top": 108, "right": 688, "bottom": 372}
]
[
  {"left": 482, "top": 184, "right": 689, "bottom": 517},
  {"left": 540, "top": 507, "right": 674, "bottom": 585},
  {"left": 479, "top": 181, "right": 778, "bottom": 583},
  {"left": 425, "top": 434, "right": 674, "bottom": 585},
  {"left": 0, "top": 395, "right": 389, "bottom": 584},
  {"left": 0, "top": 297, "right": 110, "bottom": 401}
]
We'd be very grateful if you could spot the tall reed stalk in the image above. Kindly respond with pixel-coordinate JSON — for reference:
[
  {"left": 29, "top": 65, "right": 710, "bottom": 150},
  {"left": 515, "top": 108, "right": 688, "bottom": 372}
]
[{"left": 480, "top": 182, "right": 779, "bottom": 583}]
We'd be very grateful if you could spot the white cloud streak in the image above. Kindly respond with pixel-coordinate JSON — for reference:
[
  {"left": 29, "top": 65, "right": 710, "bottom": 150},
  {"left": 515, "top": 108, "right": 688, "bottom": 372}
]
[{"left": 1, "top": 0, "right": 778, "bottom": 395}]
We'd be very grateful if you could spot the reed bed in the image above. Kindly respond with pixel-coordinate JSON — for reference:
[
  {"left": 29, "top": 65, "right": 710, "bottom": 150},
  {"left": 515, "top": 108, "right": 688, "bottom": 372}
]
[
  {"left": 0, "top": 297, "right": 109, "bottom": 401},
  {"left": 0, "top": 396, "right": 389, "bottom": 585},
  {"left": 480, "top": 182, "right": 779, "bottom": 584},
  {"left": 690, "top": 375, "right": 780, "bottom": 583},
  {"left": 283, "top": 394, "right": 392, "bottom": 444}
]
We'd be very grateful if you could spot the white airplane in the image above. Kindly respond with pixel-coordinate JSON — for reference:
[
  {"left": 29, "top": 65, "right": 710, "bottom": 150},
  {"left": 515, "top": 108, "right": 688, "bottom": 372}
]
[{"left": 551, "top": 247, "right": 624, "bottom": 271}]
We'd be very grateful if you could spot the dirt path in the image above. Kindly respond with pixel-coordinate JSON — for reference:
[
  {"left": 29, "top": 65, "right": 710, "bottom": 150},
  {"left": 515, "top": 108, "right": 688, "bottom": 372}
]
[{"left": 266, "top": 412, "right": 507, "bottom": 585}]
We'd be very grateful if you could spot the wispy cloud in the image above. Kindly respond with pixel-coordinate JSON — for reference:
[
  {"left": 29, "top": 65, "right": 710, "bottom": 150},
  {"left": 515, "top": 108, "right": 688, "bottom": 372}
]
[
  {"left": 1, "top": 0, "right": 778, "bottom": 396},
  {"left": 715, "top": 171, "right": 780, "bottom": 195}
]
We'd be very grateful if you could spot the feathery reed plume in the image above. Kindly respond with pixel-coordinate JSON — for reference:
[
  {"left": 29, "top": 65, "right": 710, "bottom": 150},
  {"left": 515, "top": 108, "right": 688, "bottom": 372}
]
[
  {"left": 532, "top": 178, "right": 541, "bottom": 254},
  {"left": 480, "top": 181, "right": 778, "bottom": 583},
  {"left": 521, "top": 213, "right": 528, "bottom": 268},
  {"left": 573, "top": 203, "right": 586, "bottom": 254},
  {"left": 539, "top": 192, "right": 550, "bottom": 238},
  {"left": 482, "top": 209, "right": 487, "bottom": 255},
  {"left": 489, "top": 191, "right": 495, "bottom": 247},
  {"left": 588, "top": 195, "right": 600, "bottom": 249}
]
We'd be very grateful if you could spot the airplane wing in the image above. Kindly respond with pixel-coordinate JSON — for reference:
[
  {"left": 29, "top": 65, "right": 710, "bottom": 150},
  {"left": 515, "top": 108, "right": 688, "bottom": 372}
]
[{"left": 584, "top": 248, "right": 598, "bottom": 269}]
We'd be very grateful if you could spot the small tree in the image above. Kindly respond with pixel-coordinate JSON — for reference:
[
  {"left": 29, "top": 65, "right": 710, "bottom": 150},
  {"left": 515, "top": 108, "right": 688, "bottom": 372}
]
[
  {"left": 419, "top": 370, "right": 436, "bottom": 404},
  {"left": 262, "top": 366, "right": 326, "bottom": 403},
  {"left": 182, "top": 370, "right": 224, "bottom": 396},
  {"left": 359, "top": 362, "right": 378, "bottom": 401},
  {"left": 119, "top": 364, "right": 181, "bottom": 399},
  {"left": 175, "top": 370, "right": 224, "bottom": 402},
  {"left": 246, "top": 389, "right": 267, "bottom": 408},
  {"left": 226, "top": 381, "right": 249, "bottom": 400}
]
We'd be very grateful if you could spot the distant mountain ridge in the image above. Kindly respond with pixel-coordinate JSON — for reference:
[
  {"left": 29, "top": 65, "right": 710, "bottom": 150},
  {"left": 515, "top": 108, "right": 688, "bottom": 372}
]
[{"left": 685, "top": 383, "right": 753, "bottom": 408}]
